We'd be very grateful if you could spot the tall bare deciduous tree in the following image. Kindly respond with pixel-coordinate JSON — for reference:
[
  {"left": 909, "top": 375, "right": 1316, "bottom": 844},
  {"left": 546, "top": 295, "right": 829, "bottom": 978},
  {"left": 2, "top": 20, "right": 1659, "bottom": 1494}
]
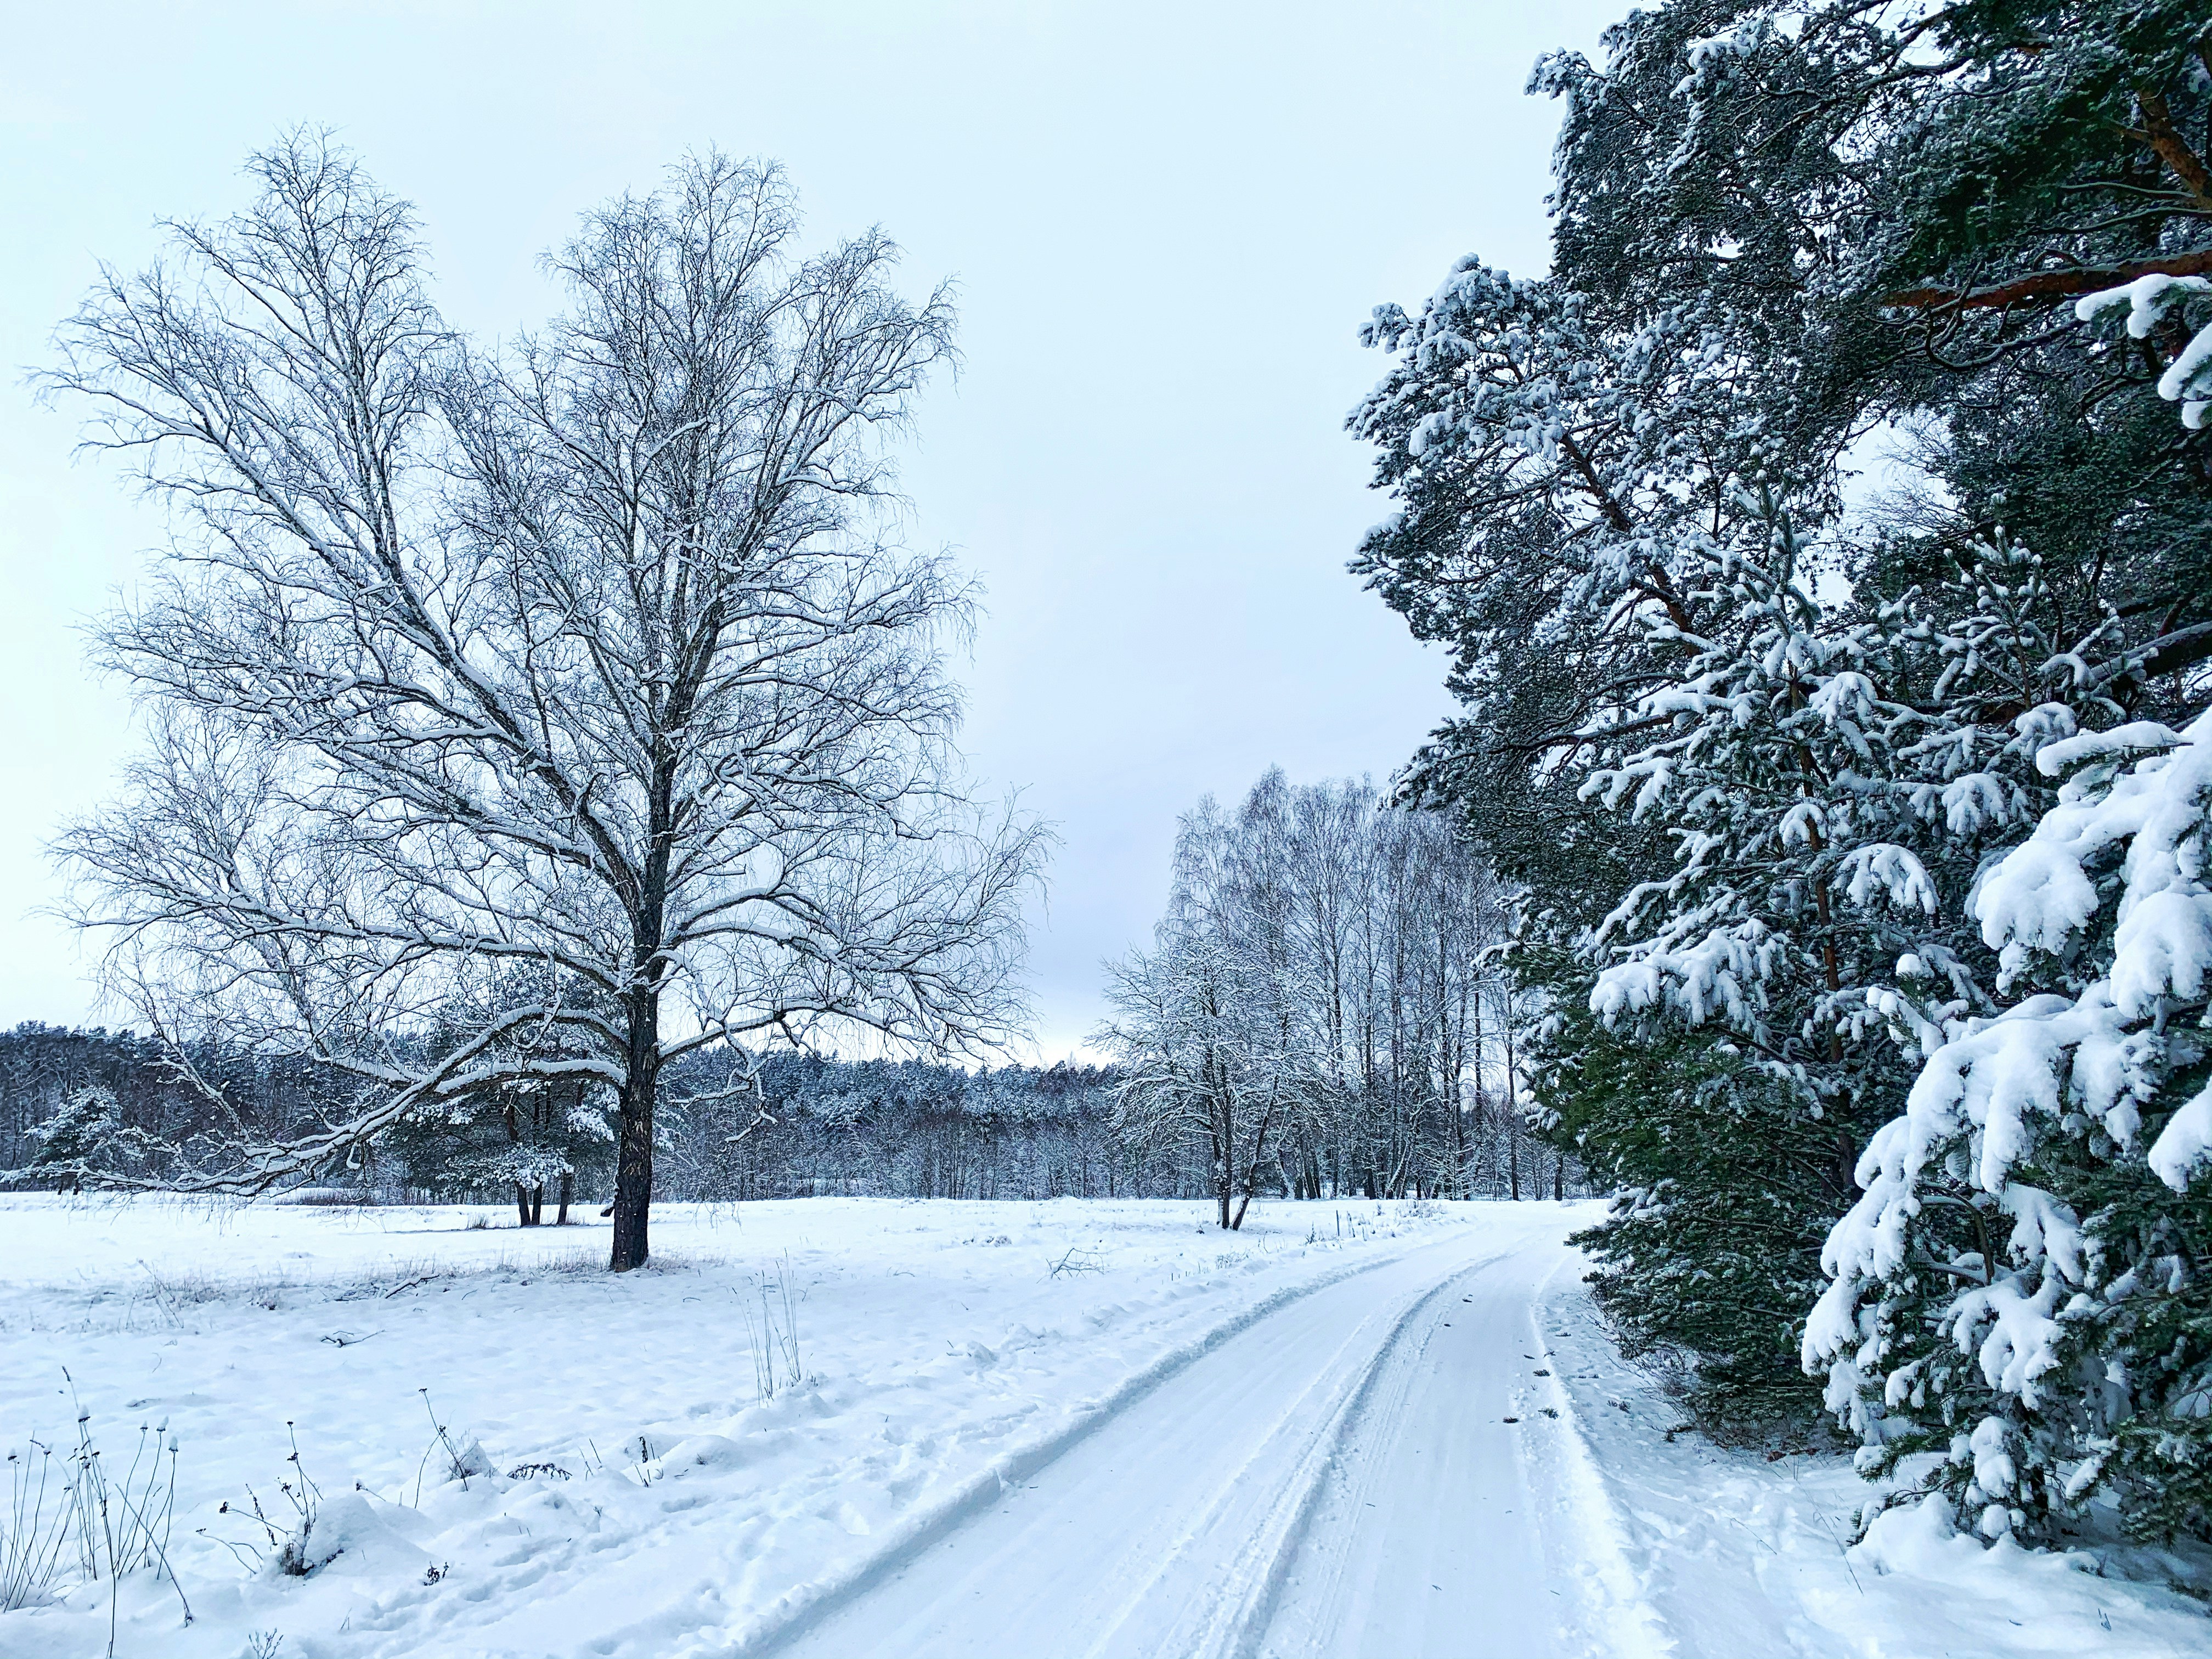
[{"left": 47, "top": 135, "right": 1046, "bottom": 1268}]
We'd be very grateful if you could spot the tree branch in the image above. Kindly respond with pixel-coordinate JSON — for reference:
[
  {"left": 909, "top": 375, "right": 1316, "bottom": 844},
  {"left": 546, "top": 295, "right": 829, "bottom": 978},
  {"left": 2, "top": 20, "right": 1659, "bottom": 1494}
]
[
  {"left": 1883, "top": 250, "right": 2212, "bottom": 312},
  {"left": 2135, "top": 89, "right": 2212, "bottom": 212}
]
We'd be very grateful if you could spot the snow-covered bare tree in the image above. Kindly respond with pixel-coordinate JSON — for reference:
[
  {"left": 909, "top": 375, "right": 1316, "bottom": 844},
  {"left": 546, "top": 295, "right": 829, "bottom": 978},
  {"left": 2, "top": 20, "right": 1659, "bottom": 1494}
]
[
  {"left": 1101, "top": 797, "right": 1321, "bottom": 1229},
  {"left": 46, "top": 135, "right": 1046, "bottom": 1269},
  {"left": 1103, "top": 775, "right": 1528, "bottom": 1215}
]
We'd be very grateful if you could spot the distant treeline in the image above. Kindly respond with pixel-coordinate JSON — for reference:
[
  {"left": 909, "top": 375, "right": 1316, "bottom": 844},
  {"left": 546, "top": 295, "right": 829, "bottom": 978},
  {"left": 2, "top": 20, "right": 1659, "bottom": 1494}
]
[{"left": 0, "top": 1023, "right": 1576, "bottom": 1209}]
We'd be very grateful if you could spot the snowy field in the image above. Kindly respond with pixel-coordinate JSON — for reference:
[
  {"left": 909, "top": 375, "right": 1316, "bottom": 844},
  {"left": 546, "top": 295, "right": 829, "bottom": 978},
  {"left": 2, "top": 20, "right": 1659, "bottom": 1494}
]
[{"left": 0, "top": 1195, "right": 2203, "bottom": 1658}]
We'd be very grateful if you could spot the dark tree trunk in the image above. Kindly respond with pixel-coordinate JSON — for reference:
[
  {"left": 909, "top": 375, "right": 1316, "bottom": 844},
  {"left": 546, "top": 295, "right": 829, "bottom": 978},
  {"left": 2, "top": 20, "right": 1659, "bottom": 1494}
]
[
  {"left": 1553, "top": 1155, "right": 1565, "bottom": 1201},
  {"left": 1212, "top": 1117, "right": 1233, "bottom": 1228},
  {"left": 611, "top": 1088, "right": 654, "bottom": 1269},
  {"left": 1230, "top": 1104, "right": 1279, "bottom": 1231},
  {"left": 611, "top": 998, "right": 659, "bottom": 1270},
  {"left": 611, "top": 833, "right": 669, "bottom": 1269},
  {"left": 506, "top": 1099, "right": 531, "bottom": 1224},
  {"left": 556, "top": 1169, "right": 574, "bottom": 1226}
]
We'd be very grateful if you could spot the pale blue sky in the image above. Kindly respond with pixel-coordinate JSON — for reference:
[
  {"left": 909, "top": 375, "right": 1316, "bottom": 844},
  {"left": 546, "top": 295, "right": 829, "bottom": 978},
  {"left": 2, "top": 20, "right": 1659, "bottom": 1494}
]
[{"left": 0, "top": 0, "right": 1616, "bottom": 1058}]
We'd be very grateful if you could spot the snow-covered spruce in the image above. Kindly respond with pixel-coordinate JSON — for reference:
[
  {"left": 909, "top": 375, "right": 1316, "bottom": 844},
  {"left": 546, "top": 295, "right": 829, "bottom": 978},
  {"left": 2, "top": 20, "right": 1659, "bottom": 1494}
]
[
  {"left": 1808, "top": 714, "right": 2212, "bottom": 1543},
  {"left": 1584, "top": 516, "right": 2091, "bottom": 1065}
]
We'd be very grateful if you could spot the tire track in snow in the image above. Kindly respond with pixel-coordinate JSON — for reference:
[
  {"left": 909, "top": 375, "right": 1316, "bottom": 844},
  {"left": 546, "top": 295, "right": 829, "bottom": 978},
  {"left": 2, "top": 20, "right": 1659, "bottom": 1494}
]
[
  {"left": 748, "top": 1216, "right": 1652, "bottom": 1659},
  {"left": 1197, "top": 1254, "right": 1510, "bottom": 1659},
  {"left": 729, "top": 1227, "right": 1514, "bottom": 1658},
  {"left": 1242, "top": 1238, "right": 1674, "bottom": 1659},
  {"left": 1073, "top": 1248, "right": 1518, "bottom": 1659}
]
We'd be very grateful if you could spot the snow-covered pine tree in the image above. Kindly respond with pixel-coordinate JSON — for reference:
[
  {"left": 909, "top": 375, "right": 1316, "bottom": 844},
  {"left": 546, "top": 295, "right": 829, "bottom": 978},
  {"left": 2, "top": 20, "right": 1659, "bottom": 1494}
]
[
  {"left": 1530, "top": 954, "right": 1828, "bottom": 1419},
  {"left": 1532, "top": 1, "right": 2212, "bottom": 1537},
  {"left": 1353, "top": 0, "right": 2209, "bottom": 1459},
  {"left": 24, "top": 1084, "right": 129, "bottom": 1192},
  {"left": 1351, "top": 254, "right": 1819, "bottom": 921},
  {"left": 1570, "top": 494, "right": 2103, "bottom": 1423},
  {"left": 1808, "top": 715, "right": 2212, "bottom": 1543},
  {"left": 1536, "top": 0, "right": 2212, "bottom": 686}
]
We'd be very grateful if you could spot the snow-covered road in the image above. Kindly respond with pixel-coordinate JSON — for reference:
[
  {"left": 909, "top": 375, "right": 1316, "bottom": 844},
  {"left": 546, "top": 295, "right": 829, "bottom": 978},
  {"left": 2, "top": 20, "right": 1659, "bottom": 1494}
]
[
  {"left": 5, "top": 1196, "right": 2204, "bottom": 1658},
  {"left": 763, "top": 1222, "right": 1661, "bottom": 1659}
]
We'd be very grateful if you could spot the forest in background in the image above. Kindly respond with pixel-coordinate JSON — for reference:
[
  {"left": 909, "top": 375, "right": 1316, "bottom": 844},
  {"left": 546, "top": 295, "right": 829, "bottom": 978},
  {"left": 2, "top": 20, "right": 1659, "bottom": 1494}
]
[{"left": 0, "top": 1017, "right": 1574, "bottom": 1215}]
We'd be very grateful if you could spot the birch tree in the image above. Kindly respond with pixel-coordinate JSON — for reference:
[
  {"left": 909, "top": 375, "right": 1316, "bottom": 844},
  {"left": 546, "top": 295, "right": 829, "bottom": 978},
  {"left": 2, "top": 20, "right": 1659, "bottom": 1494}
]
[
  {"left": 1103, "top": 776, "right": 1521, "bottom": 1211},
  {"left": 46, "top": 135, "right": 1045, "bottom": 1269},
  {"left": 1099, "top": 797, "right": 1319, "bottom": 1229}
]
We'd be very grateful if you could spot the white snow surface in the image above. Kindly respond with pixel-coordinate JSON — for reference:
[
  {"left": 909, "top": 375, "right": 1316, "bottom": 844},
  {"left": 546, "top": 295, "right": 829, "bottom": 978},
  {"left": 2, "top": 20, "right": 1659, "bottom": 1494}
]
[{"left": 0, "top": 1195, "right": 2201, "bottom": 1657}]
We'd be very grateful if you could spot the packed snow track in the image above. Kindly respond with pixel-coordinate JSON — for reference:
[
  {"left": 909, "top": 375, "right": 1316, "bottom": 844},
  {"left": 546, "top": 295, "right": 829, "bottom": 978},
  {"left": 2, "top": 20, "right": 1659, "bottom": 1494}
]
[{"left": 757, "top": 1223, "right": 1663, "bottom": 1659}]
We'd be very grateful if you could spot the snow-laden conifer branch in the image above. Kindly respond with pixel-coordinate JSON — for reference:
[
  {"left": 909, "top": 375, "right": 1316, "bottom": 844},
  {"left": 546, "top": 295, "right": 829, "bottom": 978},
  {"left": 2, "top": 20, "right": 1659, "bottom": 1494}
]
[{"left": 1808, "top": 709, "right": 2212, "bottom": 1536}]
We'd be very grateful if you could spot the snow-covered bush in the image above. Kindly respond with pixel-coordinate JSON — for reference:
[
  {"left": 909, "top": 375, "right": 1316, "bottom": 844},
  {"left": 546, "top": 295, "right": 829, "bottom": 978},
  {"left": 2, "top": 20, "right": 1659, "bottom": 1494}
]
[
  {"left": 23, "top": 1085, "right": 132, "bottom": 1190},
  {"left": 1808, "top": 716, "right": 2212, "bottom": 1542}
]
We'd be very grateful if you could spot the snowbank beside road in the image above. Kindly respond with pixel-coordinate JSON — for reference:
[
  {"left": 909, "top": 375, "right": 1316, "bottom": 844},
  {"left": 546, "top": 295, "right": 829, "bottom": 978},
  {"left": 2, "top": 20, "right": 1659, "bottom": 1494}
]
[{"left": 1534, "top": 1277, "right": 2210, "bottom": 1657}]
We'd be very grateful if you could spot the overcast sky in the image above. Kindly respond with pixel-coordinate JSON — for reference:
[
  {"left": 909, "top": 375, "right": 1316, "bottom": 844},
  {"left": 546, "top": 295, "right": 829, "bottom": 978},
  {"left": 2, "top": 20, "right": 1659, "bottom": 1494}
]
[{"left": 0, "top": 0, "right": 1617, "bottom": 1059}]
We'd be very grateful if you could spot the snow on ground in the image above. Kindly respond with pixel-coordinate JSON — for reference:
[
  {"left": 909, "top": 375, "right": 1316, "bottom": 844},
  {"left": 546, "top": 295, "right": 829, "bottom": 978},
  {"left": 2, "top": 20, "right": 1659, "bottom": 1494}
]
[
  {"left": 1533, "top": 1285, "right": 2211, "bottom": 1658},
  {"left": 0, "top": 1194, "right": 2203, "bottom": 1658},
  {"left": 0, "top": 1194, "right": 1499, "bottom": 1658}
]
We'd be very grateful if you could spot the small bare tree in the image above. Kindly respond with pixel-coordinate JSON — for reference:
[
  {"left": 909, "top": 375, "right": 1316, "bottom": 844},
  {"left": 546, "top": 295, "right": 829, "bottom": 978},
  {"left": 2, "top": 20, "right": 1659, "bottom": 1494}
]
[{"left": 46, "top": 134, "right": 1046, "bottom": 1268}]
